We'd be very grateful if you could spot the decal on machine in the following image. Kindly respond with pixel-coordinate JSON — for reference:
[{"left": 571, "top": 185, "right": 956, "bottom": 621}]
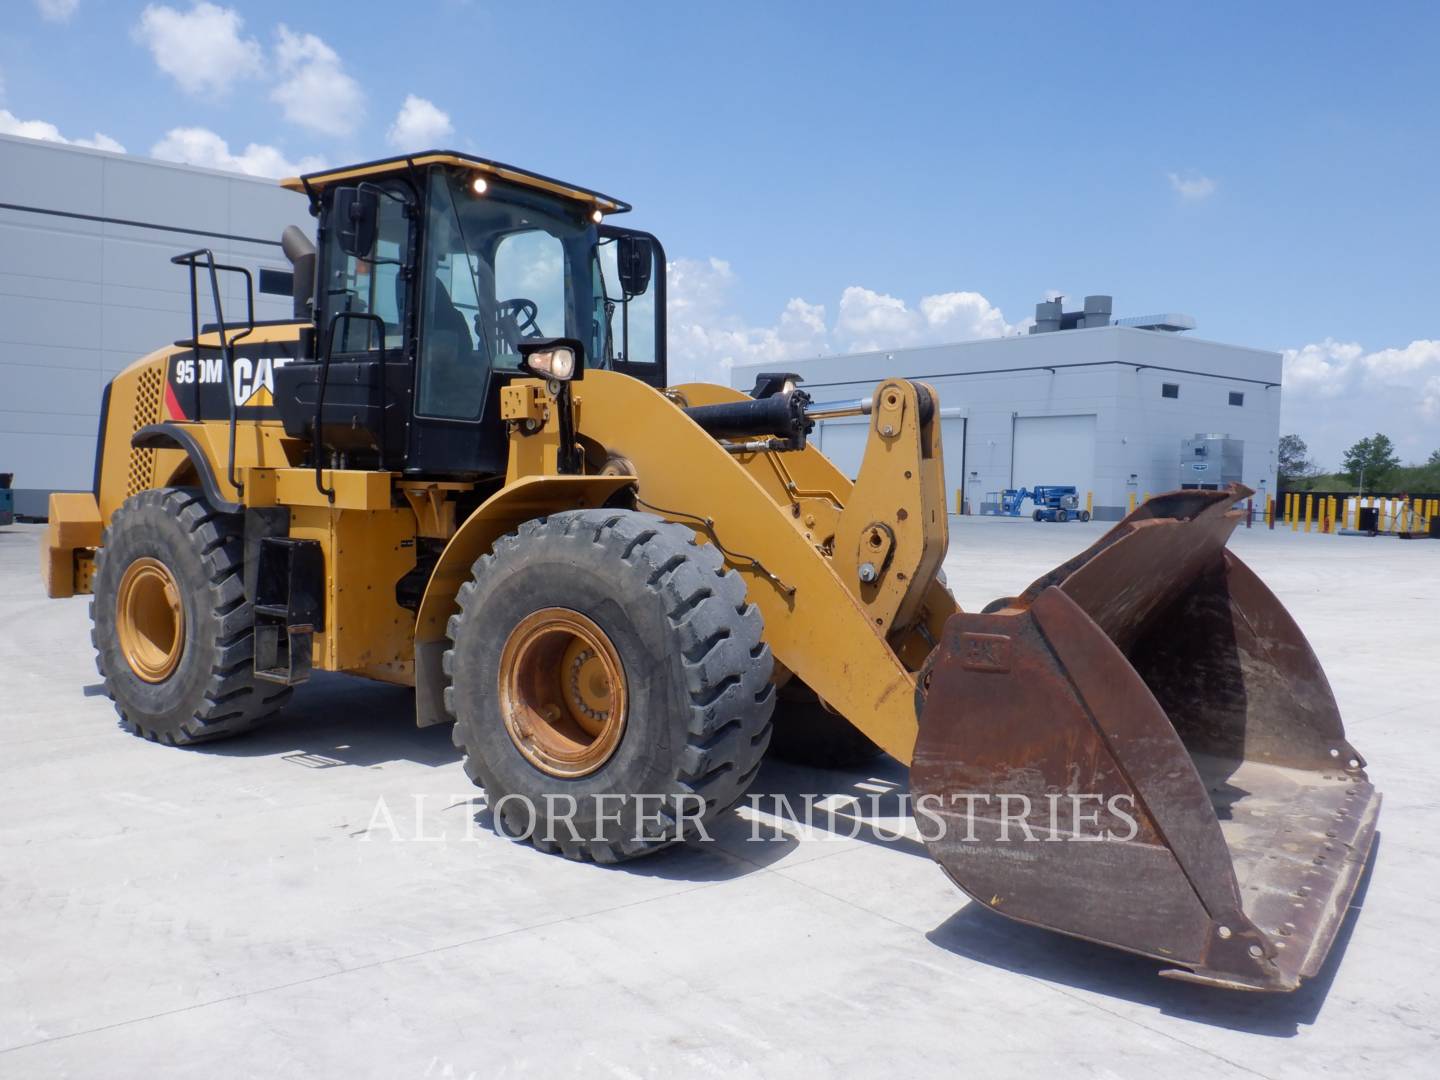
[{"left": 166, "top": 341, "right": 303, "bottom": 421}]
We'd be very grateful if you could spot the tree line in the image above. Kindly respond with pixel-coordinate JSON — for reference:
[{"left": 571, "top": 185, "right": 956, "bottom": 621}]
[{"left": 1279, "top": 433, "right": 1440, "bottom": 493}]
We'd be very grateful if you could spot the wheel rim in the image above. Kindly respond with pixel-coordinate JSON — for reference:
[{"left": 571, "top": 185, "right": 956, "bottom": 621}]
[
  {"left": 116, "top": 557, "right": 185, "bottom": 683},
  {"left": 498, "top": 608, "right": 628, "bottom": 778}
]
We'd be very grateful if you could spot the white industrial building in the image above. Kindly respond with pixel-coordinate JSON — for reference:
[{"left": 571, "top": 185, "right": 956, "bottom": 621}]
[
  {"left": 0, "top": 133, "right": 299, "bottom": 517},
  {"left": 732, "top": 297, "right": 1282, "bottom": 520}
]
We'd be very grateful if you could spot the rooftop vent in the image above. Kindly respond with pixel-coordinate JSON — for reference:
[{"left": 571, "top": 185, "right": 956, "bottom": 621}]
[{"left": 1028, "top": 294, "right": 1112, "bottom": 333}]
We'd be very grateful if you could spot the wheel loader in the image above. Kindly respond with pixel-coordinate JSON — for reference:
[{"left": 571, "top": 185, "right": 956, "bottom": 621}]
[{"left": 40, "top": 151, "right": 1378, "bottom": 992}]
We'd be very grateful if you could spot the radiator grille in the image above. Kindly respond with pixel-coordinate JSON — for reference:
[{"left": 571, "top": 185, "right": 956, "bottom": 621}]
[{"left": 126, "top": 366, "right": 165, "bottom": 497}]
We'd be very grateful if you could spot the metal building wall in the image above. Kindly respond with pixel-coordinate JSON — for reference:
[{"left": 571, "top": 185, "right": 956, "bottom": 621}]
[{"left": 0, "top": 134, "right": 307, "bottom": 517}]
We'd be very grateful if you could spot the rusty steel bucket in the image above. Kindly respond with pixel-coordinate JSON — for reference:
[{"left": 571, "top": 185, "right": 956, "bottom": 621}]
[{"left": 912, "top": 487, "right": 1380, "bottom": 991}]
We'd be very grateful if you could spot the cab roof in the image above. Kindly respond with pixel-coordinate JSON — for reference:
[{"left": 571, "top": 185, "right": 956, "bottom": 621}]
[{"left": 279, "top": 150, "right": 631, "bottom": 215}]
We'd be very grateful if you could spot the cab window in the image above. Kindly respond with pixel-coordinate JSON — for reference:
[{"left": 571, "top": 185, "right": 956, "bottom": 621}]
[
  {"left": 321, "top": 183, "right": 410, "bottom": 354},
  {"left": 596, "top": 230, "right": 662, "bottom": 369},
  {"left": 415, "top": 168, "right": 595, "bottom": 422}
]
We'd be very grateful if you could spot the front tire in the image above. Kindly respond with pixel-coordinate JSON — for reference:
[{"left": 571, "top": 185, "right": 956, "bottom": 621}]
[
  {"left": 91, "top": 488, "right": 290, "bottom": 744},
  {"left": 446, "top": 510, "right": 775, "bottom": 862}
]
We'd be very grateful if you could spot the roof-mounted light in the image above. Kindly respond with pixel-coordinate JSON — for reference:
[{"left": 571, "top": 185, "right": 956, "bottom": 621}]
[{"left": 471, "top": 176, "right": 488, "bottom": 195}]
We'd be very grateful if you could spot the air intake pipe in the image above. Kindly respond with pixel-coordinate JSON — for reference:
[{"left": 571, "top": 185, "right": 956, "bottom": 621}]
[{"left": 281, "top": 225, "right": 317, "bottom": 320}]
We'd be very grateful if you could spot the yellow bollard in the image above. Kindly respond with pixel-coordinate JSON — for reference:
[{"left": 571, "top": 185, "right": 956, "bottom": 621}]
[
  {"left": 1085, "top": 490, "right": 1093, "bottom": 517},
  {"left": 1291, "top": 494, "right": 1300, "bottom": 531},
  {"left": 1128, "top": 492, "right": 1136, "bottom": 514},
  {"left": 1267, "top": 493, "right": 1275, "bottom": 527},
  {"left": 1282, "top": 493, "right": 1290, "bottom": 523},
  {"left": 1331, "top": 496, "right": 1340, "bottom": 533},
  {"left": 1380, "top": 499, "right": 1389, "bottom": 532},
  {"left": 1304, "top": 494, "right": 1314, "bottom": 532}
]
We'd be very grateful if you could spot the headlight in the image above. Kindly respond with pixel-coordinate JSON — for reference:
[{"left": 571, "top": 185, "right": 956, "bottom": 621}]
[
  {"left": 524, "top": 345, "right": 576, "bottom": 381},
  {"left": 517, "top": 337, "right": 585, "bottom": 382}
]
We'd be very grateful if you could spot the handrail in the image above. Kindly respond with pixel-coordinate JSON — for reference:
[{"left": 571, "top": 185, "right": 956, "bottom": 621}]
[
  {"left": 170, "top": 249, "right": 256, "bottom": 498},
  {"left": 314, "top": 311, "right": 389, "bottom": 502}
]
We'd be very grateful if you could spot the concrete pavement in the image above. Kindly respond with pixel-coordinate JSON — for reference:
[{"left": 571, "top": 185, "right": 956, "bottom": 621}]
[{"left": 1, "top": 516, "right": 1435, "bottom": 1078}]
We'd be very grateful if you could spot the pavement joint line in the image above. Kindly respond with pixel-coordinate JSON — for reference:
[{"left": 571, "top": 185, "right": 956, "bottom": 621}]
[
  {"left": 769, "top": 868, "right": 1282, "bottom": 1080},
  {"left": 0, "top": 874, "right": 737, "bottom": 1058}
]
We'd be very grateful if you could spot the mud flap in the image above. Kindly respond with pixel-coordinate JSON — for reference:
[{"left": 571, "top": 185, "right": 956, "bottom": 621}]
[{"left": 912, "top": 488, "right": 1380, "bottom": 991}]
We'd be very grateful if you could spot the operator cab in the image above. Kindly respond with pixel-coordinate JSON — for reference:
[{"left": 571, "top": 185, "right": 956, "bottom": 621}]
[{"left": 273, "top": 151, "right": 665, "bottom": 478}]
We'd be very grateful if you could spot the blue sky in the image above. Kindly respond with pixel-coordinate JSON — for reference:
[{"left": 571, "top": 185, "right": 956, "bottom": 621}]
[{"left": 2, "top": 1, "right": 1437, "bottom": 467}]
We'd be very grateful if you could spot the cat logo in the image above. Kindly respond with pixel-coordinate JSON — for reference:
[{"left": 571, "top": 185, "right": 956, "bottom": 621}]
[{"left": 231, "top": 356, "right": 291, "bottom": 408}]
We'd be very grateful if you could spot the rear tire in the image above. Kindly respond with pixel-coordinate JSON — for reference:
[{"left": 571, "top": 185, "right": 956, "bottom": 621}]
[
  {"left": 1079, "top": 510, "right": 1092, "bottom": 523},
  {"left": 1056, "top": 508, "right": 1069, "bottom": 523},
  {"left": 445, "top": 509, "right": 775, "bottom": 862},
  {"left": 1032, "top": 510, "right": 1042, "bottom": 522},
  {"left": 91, "top": 488, "right": 290, "bottom": 745},
  {"left": 766, "top": 679, "right": 886, "bottom": 769}
]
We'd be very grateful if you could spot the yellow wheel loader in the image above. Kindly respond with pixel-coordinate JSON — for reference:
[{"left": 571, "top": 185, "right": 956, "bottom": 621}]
[{"left": 41, "top": 151, "right": 1378, "bottom": 992}]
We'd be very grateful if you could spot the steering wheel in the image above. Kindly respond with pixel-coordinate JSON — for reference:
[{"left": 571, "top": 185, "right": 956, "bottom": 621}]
[{"left": 496, "top": 298, "right": 542, "bottom": 347}]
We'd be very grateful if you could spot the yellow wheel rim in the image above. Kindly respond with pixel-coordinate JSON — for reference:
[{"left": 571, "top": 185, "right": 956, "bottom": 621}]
[
  {"left": 498, "top": 608, "right": 627, "bottom": 778},
  {"left": 116, "top": 557, "right": 185, "bottom": 683}
]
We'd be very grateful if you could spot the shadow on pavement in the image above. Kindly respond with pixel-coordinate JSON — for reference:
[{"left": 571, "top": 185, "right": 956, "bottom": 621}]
[
  {"left": 195, "top": 671, "right": 458, "bottom": 769},
  {"left": 926, "top": 834, "right": 1381, "bottom": 1036}
]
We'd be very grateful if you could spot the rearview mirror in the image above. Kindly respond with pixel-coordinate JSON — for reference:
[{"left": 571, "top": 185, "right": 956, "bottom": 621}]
[
  {"left": 334, "top": 187, "right": 379, "bottom": 258},
  {"left": 616, "top": 234, "right": 653, "bottom": 298}
]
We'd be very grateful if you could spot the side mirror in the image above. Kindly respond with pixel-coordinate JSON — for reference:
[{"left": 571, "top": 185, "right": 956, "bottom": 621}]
[
  {"left": 616, "top": 234, "right": 653, "bottom": 298},
  {"left": 334, "top": 187, "right": 379, "bottom": 258}
]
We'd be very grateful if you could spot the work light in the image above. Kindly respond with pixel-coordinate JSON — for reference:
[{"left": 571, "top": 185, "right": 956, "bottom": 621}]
[{"left": 517, "top": 338, "right": 585, "bottom": 382}]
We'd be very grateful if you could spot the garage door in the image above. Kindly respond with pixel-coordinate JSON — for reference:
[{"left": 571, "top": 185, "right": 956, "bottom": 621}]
[{"left": 1012, "top": 415, "right": 1096, "bottom": 494}]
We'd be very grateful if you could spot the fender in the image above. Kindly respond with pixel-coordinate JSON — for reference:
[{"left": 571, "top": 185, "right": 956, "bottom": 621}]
[
  {"left": 132, "top": 423, "right": 242, "bottom": 514},
  {"left": 413, "top": 474, "right": 636, "bottom": 727}
]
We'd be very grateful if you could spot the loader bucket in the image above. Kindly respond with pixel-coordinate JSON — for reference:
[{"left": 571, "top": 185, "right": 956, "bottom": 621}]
[{"left": 912, "top": 487, "right": 1380, "bottom": 991}]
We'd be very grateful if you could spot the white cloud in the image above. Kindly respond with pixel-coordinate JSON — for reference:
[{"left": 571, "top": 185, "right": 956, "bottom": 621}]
[
  {"left": 1167, "top": 170, "right": 1217, "bottom": 201},
  {"left": 838, "top": 286, "right": 1018, "bottom": 353},
  {"left": 150, "top": 126, "right": 323, "bottom": 179},
  {"left": 666, "top": 256, "right": 1019, "bottom": 385},
  {"left": 667, "top": 258, "right": 830, "bottom": 384},
  {"left": 387, "top": 95, "right": 452, "bottom": 150},
  {"left": 0, "top": 108, "right": 124, "bottom": 152},
  {"left": 36, "top": 0, "right": 80, "bottom": 21},
  {"left": 134, "top": 3, "right": 263, "bottom": 97},
  {"left": 1422, "top": 376, "right": 1440, "bottom": 421},
  {"left": 1281, "top": 337, "right": 1440, "bottom": 467},
  {"left": 271, "top": 25, "right": 363, "bottom": 136}
]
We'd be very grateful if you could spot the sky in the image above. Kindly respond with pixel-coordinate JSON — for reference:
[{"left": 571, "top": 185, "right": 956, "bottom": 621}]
[{"left": 1, "top": 0, "right": 1437, "bottom": 469}]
